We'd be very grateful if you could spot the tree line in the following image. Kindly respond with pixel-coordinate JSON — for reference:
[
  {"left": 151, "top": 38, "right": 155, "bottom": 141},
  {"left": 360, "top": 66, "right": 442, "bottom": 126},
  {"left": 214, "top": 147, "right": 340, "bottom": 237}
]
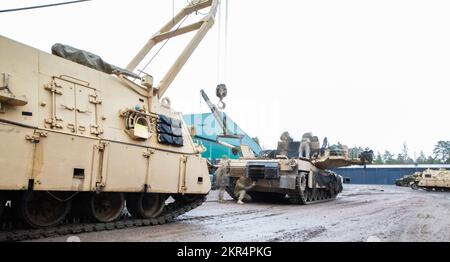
[{"left": 368, "top": 141, "right": 450, "bottom": 165}]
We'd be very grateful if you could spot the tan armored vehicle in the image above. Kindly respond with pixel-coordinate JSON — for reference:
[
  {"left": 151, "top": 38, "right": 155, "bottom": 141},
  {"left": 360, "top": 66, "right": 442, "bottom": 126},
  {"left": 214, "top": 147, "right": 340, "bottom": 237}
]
[
  {"left": 226, "top": 132, "right": 373, "bottom": 204},
  {"left": 411, "top": 169, "right": 450, "bottom": 191},
  {"left": 0, "top": 0, "right": 219, "bottom": 236},
  {"left": 395, "top": 172, "right": 421, "bottom": 187}
]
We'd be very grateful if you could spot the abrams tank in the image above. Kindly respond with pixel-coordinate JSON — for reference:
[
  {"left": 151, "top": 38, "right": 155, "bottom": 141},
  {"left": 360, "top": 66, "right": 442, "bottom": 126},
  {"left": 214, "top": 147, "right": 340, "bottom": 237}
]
[
  {"left": 411, "top": 169, "right": 450, "bottom": 191},
  {"left": 0, "top": 0, "right": 219, "bottom": 240},
  {"left": 226, "top": 132, "right": 372, "bottom": 204}
]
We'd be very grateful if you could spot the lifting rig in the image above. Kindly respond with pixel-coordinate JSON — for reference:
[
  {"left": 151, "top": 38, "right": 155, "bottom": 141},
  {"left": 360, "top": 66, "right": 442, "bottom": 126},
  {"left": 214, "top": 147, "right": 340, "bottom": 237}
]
[
  {"left": 200, "top": 89, "right": 236, "bottom": 138},
  {"left": 200, "top": 89, "right": 259, "bottom": 160}
]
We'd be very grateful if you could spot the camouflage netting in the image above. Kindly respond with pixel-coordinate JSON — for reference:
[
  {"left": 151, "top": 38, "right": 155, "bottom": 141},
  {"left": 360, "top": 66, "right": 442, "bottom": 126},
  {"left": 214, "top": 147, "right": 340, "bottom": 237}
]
[
  {"left": 51, "top": 43, "right": 140, "bottom": 79},
  {"left": 329, "top": 144, "right": 345, "bottom": 156}
]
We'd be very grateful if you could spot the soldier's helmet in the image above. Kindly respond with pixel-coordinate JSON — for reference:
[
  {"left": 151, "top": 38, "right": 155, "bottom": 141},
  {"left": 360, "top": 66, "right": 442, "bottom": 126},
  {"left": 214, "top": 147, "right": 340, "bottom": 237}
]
[
  {"left": 301, "top": 132, "right": 313, "bottom": 141},
  {"left": 280, "top": 131, "right": 293, "bottom": 142}
]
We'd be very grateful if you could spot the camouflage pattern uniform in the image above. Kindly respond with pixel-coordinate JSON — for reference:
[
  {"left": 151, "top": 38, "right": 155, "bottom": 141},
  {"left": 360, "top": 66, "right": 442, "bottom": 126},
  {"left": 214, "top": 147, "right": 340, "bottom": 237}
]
[
  {"left": 234, "top": 176, "right": 256, "bottom": 204},
  {"left": 280, "top": 131, "right": 293, "bottom": 142},
  {"left": 300, "top": 133, "right": 312, "bottom": 158},
  {"left": 215, "top": 159, "right": 230, "bottom": 203}
]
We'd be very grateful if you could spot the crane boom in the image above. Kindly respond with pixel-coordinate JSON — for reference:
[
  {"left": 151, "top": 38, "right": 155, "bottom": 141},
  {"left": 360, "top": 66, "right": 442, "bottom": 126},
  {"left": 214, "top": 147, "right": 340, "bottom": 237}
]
[{"left": 126, "top": 0, "right": 219, "bottom": 98}]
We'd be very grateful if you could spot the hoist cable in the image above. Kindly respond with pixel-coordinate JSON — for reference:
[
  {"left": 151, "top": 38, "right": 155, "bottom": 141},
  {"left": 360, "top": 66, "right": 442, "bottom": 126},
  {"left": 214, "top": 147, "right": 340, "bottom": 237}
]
[
  {"left": 172, "top": 0, "right": 175, "bottom": 26},
  {"left": 0, "top": 0, "right": 92, "bottom": 13},
  {"left": 217, "top": 0, "right": 228, "bottom": 84},
  {"left": 224, "top": 0, "right": 229, "bottom": 83},
  {"left": 217, "top": 2, "right": 222, "bottom": 83}
]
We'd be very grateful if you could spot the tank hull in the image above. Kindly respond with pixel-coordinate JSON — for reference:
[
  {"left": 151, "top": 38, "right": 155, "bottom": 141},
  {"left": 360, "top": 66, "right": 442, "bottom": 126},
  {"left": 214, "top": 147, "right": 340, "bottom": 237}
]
[
  {"left": 411, "top": 169, "right": 450, "bottom": 191},
  {"left": 227, "top": 158, "right": 343, "bottom": 204},
  {"left": 0, "top": 35, "right": 210, "bottom": 194}
]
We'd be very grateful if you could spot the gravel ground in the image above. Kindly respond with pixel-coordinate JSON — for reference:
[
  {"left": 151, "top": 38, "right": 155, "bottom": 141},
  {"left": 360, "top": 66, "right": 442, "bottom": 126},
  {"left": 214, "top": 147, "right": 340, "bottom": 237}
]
[{"left": 31, "top": 184, "right": 450, "bottom": 242}]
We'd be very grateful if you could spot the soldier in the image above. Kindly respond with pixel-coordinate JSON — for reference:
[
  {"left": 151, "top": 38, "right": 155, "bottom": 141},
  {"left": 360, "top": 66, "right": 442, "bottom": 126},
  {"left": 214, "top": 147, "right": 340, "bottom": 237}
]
[
  {"left": 359, "top": 148, "right": 374, "bottom": 164},
  {"left": 310, "top": 136, "right": 320, "bottom": 158},
  {"left": 215, "top": 158, "right": 230, "bottom": 203},
  {"left": 280, "top": 131, "right": 293, "bottom": 142},
  {"left": 234, "top": 176, "right": 256, "bottom": 204},
  {"left": 320, "top": 137, "right": 328, "bottom": 156},
  {"left": 300, "top": 132, "right": 312, "bottom": 158}
]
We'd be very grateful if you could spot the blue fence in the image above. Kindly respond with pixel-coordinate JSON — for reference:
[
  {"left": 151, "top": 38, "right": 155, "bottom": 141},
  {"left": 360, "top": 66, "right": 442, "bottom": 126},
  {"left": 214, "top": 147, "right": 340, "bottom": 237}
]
[{"left": 331, "top": 165, "right": 450, "bottom": 185}]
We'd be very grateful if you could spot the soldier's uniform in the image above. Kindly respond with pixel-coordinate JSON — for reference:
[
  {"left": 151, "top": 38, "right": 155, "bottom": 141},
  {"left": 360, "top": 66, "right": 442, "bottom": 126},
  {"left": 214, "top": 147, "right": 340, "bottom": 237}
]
[
  {"left": 280, "top": 131, "right": 293, "bottom": 142},
  {"left": 300, "top": 133, "right": 312, "bottom": 158},
  {"left": 234, "top": 176, "right": 255, "bottom": 204},
  {"left": 320, "top": 137, "right": 327, "bottom": 154},
  {"left": 215, "top": 159, "right": 230, "bottom": 203}
]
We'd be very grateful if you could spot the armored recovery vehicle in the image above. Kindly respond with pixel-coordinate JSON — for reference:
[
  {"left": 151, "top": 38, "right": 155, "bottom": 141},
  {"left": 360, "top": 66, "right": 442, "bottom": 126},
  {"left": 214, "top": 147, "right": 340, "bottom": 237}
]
[
  {"left": 411, "top": 169, "right": 450, "bottom": 191},
  {"left": 226, "top": 133, "right": 373, "bottom": 204},
  {"left": 0, "top": 0, "right": 219, "bottom": 240}
]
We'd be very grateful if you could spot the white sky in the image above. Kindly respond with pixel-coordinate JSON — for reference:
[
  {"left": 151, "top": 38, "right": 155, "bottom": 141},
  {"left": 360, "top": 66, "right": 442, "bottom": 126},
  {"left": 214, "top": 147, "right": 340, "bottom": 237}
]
[{"left": 1, "top": 0, "right": 449, "bottom": 157}]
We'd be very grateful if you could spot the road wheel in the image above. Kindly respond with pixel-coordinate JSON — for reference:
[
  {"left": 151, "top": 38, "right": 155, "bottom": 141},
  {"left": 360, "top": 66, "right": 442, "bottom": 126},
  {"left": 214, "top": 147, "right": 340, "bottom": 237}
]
[
  {"left": 87, "top": 192, "right": 125, "bottom": 223},
  {"left": 315, "top": 190, "right": 321, "bottom": 201},
  {"left": 311, "top": 189, "right": 319, "bottom": 201},
  {"left": 127, "top": 193, "right": 165, "bottom": 219},
  {"left": 322, "top": 190, "right": 328, "bottom": 200},
  {"left": 305, "top": 189, "right": 313, "bottom": 202},
  {"left": 318, "top": 190, "right": 324, "bottom": 200},
  {"left": 19, "top": 191, "right": 71, "bottom": 229},
  {"left": 411, "top": 183, "right": 419, "bottom": 190},
  {"left": 288, "top": 173, "right": 308, "bottom": 204}
]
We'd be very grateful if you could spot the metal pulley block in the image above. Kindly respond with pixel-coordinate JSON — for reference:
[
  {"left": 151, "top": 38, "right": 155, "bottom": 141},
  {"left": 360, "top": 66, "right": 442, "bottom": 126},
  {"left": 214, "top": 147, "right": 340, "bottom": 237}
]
[{"left": 216, "top": 84, "right": 227, "bottom": 110}]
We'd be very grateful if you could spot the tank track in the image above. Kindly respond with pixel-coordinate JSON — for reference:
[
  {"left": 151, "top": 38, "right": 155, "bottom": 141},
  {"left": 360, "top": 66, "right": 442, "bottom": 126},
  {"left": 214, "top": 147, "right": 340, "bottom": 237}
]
[
  {"left": 412, "top": 185, "right": 450, "bottom": 192},
  {"left": 0, "top": 195, "right": 206, "bottom": 242},
  {"left": 288, "top": 174, "right": 338, "bottom": 204},
  {"left": 287, "top": 188, "right": 337, "bottom": 205},
  {"left": 225, "top": 177, "right": 337, "bottom": 205}
]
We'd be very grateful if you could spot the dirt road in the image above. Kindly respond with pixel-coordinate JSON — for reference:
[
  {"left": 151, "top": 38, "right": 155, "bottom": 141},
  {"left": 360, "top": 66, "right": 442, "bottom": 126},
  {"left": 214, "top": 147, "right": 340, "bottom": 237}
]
[{"left": 32, "top": 185, "right": 450, "bottom": 242}]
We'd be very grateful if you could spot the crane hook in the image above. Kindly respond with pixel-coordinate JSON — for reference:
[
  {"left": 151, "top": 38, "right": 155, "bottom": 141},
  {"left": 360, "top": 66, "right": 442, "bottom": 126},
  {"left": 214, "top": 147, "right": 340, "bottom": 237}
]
[{"left": 216, "top": 84, "right": 227, "bottom": 110}]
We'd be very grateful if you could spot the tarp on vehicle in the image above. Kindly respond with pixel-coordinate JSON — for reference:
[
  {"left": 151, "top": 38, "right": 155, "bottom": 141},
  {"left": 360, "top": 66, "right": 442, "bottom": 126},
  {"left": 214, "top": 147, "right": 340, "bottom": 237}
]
[{"left": 52, "top": 43, "right": 140, "bottom": 79}]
